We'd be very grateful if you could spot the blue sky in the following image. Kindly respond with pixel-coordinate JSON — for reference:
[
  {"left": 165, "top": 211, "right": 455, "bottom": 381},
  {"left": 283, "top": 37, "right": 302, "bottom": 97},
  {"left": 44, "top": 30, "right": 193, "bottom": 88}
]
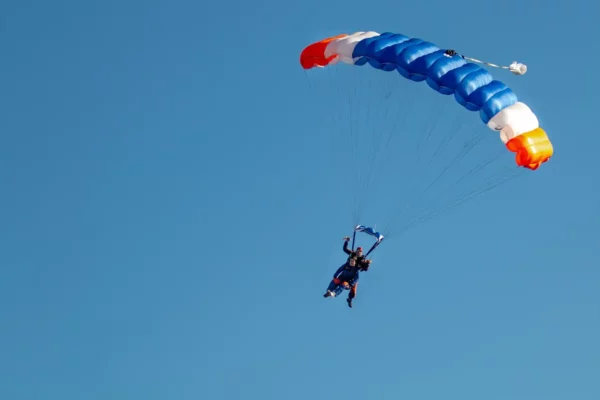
[{"left": 1, "top": 0, "right": 599, "bottom": 399}]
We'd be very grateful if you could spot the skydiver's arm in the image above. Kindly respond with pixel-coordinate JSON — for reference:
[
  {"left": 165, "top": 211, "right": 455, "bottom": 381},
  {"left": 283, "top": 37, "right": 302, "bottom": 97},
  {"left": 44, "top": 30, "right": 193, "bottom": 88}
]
[
  {"left": 333, "top": 265, "right": 345, "bottom": 278},
  {"left": 343, "top": 240, "right": 352, "bottom": 255}
]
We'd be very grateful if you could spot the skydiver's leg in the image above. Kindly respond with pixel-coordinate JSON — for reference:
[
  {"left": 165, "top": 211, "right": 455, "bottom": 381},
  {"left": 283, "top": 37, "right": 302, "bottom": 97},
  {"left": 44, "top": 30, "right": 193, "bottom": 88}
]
[
  {"left": 349, "top": 282, "right": 357, "bottom": 299},
  {"left": 324, "top": 278, "right": 341, "bottom": 297},
  {"left": 347, "top": 282, "right": 358, "bottom": 308},
  {"left": 333, "top": 284, "right": 345, "bottom": 296}
]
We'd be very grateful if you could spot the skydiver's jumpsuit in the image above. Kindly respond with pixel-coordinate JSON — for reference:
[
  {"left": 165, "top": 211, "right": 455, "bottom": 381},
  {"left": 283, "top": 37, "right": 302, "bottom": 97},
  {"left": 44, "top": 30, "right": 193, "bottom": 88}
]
[
  {"left": 326, "top": 241, "right": 370, "bottom": 300},
  {"left": 326, "top": 262, "right": 361, "bottom": 297}
]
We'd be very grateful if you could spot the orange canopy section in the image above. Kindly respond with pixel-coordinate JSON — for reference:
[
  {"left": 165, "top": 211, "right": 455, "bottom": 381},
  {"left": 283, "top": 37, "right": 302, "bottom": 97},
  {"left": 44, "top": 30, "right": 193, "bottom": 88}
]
[
  {"left": 300, "top": 34, "right": 348, "bottom": 69},
  {"left": 506, "top": 128, "right": 554, "bottom": 170}
]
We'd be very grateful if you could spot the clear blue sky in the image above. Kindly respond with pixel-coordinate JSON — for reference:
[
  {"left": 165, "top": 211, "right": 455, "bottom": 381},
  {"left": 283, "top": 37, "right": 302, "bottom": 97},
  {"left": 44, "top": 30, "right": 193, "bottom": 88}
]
[{"left": 1, "top": 1, "right": 599, "bottom": 399}]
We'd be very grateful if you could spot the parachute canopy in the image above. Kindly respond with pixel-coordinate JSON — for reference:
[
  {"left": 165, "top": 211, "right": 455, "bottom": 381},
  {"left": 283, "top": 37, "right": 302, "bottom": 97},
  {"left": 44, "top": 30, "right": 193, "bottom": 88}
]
[{"left": 300, "top": 31, "right": 553, "bottom": 170}]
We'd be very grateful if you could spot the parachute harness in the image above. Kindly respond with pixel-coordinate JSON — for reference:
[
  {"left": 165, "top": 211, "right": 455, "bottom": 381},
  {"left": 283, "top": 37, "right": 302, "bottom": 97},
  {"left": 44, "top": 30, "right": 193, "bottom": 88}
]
[{"left": 443, "top": 49, "right": 527, "bottom": 75}]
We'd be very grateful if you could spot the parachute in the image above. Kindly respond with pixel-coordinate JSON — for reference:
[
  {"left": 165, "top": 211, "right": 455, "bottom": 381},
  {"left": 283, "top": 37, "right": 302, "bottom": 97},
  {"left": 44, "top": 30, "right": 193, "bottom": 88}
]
[
  {"left": 300, "top": 29, "right": 555, "bottom": 248},
  {"left": 300, "top": 31, "right": 553, "bottom": 170}
]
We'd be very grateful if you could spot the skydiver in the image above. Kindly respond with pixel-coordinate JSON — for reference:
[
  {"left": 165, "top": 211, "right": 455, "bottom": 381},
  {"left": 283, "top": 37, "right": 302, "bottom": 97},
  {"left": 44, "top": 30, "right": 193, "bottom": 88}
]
[
  {"left": 342, "top": 236, "right": 370, "bottom": 271},
  {"left": 323, "top": 237, "right": 372, "bottom": 308}
]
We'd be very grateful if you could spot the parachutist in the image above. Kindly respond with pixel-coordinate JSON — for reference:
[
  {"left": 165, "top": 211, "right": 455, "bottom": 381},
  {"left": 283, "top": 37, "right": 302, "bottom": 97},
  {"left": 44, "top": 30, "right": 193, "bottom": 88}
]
[{"left": 323, "top": 235, "right": 372, "bottom": 307}]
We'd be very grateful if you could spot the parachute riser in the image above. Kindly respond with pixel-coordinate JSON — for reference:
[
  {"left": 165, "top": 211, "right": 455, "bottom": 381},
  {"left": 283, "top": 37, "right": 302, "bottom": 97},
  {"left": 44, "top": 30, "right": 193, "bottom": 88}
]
[{"left": 365, "top": 239, "right": 382, "bottom": 258}]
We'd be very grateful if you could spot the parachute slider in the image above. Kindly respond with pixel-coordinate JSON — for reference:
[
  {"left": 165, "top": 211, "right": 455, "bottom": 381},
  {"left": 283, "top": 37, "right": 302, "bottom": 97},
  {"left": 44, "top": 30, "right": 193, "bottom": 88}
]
[
  {"left": 444, "top": 49, "right": 527, "bottom": 75},
  {"left": 352, "top": 225, "right": 384, "bottom": 257}
]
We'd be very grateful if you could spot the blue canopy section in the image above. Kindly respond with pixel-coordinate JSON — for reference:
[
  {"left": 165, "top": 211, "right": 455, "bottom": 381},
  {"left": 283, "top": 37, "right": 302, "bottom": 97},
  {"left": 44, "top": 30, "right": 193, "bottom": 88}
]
[{"left": 352, "top": 225, "right": 384, "bottom": 256}]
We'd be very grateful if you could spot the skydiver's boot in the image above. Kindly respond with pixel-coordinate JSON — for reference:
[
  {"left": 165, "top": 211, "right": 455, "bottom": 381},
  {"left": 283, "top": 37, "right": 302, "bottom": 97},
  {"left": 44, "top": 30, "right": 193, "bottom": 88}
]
[{"left": 346, "top": 297, "right": 353, "bottom": 308}]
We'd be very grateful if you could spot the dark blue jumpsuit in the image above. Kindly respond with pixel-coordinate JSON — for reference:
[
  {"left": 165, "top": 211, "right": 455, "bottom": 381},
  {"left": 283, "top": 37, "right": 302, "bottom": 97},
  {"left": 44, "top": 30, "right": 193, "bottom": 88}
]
[{"left": 325, "top": 241, "right": 370, "bottom": 298}]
